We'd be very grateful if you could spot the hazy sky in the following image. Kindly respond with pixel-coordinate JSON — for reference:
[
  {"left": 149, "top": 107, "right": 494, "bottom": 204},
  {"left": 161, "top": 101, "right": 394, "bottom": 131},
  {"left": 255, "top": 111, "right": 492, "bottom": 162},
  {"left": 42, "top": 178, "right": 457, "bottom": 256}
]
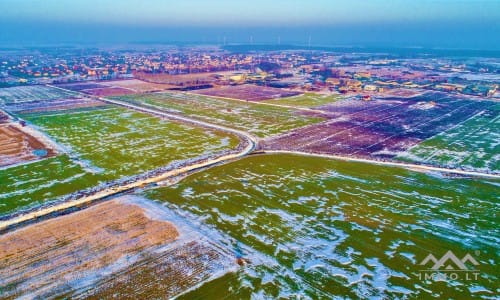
[{"left": 1, "top": 0, "right": 499, "bottom": 48}]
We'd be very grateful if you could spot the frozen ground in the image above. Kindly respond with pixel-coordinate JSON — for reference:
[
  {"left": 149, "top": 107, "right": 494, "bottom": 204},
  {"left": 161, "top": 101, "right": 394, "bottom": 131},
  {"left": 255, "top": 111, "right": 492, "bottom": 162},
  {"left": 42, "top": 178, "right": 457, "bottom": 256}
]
[
  {"left": 0, "top": 195, "right": 236, "bottom": 299},
  {"left": 0, "top": 85, "right": 77, "bottom": 105},
  {"left": 147, "top": 154, "right": 499, "bottom": 299},
  {"left": 398, "top": 103, "right": 500, "bottom": 173},
  {"left": 262, "top": 92, "right": 495, "bottom": 165},
  {"left": 113, "top": 92, "right": 324, "bottom": 138}
]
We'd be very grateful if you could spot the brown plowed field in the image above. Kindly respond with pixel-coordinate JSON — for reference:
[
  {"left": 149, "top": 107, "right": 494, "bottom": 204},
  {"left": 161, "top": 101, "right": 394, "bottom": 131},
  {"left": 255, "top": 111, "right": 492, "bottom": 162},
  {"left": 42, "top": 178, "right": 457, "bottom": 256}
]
[
  {"left": 106, "top": 79, "right": 177, "bottom": 92},
  {"left": 82, "top": 87, "right": 137, "bottom": 97},
  {"left": 0, "top": 197, "right": 235, "bottom": 299},
  {"left": 0, "top": 199, "right": 179, "bottom": 299},
  {"left": 193, "top": 84, "right": 301, "bottom": 101},
  {"left": 0, "top": 124, "right": 55, "bottom": 167},
  {"left": 134, "top": 71, "right": 218, "bottom": 86}
]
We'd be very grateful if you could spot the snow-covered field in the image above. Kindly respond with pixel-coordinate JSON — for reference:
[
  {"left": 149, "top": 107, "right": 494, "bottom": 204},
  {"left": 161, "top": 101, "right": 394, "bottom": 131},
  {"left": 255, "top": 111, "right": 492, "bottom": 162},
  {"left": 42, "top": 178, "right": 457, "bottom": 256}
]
[
  {"left": 147, "top": 154, "right": 499, "bottom": 299},
  {"left": 0, "top": 195, "right": 237, "bottom": 299},
  {"left": 399, "top": 104, "right": 500, "bottom": 173},
  {"left": 0, "top": 85, "right": 78, "bottom": 105},
  {"left": 113, "top": 92, "right": 324, "bottom": 138}
]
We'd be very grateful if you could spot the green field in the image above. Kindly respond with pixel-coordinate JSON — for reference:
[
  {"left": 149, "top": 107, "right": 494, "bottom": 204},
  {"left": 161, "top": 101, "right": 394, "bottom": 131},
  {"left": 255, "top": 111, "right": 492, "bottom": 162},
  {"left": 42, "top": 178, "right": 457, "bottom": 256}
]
[
  {"left": 398, "top": 104, "right": 500, "bottom": 173},
  {"left": 263, "top": 92, "right": 342, "bottom": 108},
  {"left": 146, "top": 154, "right": 499, "bottom": 299},
  {"left": 22, "top": 106, "right": 239, "bottom": 177},
  {"left": 113, "top": 92, "right": 324, "bottom": 138},
  {"left": 0, "top": 106, "right": 239, "bottom": 215},
  {"left": 0, "top": 155, "right": 103, "bottom": 214}
]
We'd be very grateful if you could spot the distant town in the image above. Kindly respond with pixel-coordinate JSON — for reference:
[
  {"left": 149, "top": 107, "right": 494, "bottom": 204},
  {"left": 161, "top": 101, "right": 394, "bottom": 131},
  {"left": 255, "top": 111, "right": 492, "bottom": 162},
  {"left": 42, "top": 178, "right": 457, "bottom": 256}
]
[{"left": 1, "top": 46, "right": 498, "bottom": 99}]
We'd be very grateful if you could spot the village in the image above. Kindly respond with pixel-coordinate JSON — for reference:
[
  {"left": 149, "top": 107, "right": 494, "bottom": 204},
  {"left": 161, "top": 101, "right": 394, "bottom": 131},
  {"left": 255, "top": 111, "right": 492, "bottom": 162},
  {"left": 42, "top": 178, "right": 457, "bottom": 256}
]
[{"left": 1, "top": 46, "right": 498, "bottom": 99}]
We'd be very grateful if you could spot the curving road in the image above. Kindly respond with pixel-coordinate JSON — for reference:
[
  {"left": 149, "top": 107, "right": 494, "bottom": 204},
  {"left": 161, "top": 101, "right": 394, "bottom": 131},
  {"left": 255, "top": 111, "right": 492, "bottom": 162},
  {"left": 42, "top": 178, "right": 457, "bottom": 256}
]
[{"left": 0, "top": 89, "right": 258, "bottom": 232}]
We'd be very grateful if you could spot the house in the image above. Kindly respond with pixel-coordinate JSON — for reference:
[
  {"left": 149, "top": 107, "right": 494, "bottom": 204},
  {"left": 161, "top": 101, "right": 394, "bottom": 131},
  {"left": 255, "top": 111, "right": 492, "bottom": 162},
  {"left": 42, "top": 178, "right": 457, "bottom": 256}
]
[
  {"left": 325, "top": 78, "right": 340, "bottom": 86},
  {"left": 363, "top": 85, "right": 377, "bottom": 92}
]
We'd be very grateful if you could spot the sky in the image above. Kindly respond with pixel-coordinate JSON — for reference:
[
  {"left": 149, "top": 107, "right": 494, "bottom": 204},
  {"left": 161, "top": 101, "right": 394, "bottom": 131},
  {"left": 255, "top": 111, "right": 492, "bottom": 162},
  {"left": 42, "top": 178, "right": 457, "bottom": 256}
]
[{"left": 0, "top": 0, "right": 499, "bottom": 49}]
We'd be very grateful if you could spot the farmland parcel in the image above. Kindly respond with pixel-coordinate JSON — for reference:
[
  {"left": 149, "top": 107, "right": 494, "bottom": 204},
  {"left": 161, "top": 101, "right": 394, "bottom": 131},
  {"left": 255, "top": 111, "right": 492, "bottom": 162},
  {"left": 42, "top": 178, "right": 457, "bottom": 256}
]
[
  {"left": 0, "top": 195, "right": 235, "bottom": 299},
  {"left": 262, "top": 92, "right": 496, "bottom": 171},
  {"left": 146, "top": 154, "right": 499, "bottom": 299},
  {"left": 0, "top": 103, "right": 239, "bottom": 216},
  {"left": 113, "top": 92, "right": 324, "bottom": 138}
]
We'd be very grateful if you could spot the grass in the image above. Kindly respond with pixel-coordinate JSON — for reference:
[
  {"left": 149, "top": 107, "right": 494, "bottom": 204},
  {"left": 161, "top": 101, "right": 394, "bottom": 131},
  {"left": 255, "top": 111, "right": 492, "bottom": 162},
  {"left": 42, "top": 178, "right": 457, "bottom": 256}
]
[
  {"left": 263, "top": 92, "right": 342, "bottom": 108},
  {"left": 112, "top": 92, "right": 324, "bottom": 138},
  {"left": 0, "top": 155, "right": 102, "bottom": 214},
  {"left": 23, "top": 106, "right": 239, "bottom": 177},
  {"left": 146, "top": 154, "right": 499, "bottom": 299},
  {"left": 398, "top": 104, "right": 500, "bottom": 173},
  {"left": 0, "top": 105, "right": 239, "bottom": 215}
]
